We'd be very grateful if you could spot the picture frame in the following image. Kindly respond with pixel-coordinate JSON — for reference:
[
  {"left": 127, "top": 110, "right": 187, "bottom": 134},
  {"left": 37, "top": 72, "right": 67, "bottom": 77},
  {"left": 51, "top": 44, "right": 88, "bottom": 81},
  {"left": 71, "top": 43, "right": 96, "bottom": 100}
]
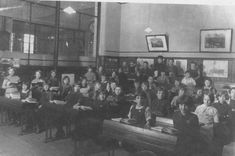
[
  {"left": 200, "top": 29, "right": 232, "bottom": 52},
  {"left": 203, "top": 60, "right": 228, "bottom": 78},
  {"left": 146, "top": 34, "right": 168, "bottom": 52}
]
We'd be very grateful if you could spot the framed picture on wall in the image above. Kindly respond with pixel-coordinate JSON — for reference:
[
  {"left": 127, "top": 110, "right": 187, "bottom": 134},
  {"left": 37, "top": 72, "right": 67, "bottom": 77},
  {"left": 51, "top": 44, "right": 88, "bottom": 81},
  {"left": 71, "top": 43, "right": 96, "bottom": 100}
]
[
  {"left": 203, "top": 60, "right": 228, "bottom": 78},
  {"left": 200, "top": 29, "right": 232, "bottom": 52},
  {"left": 146, "top": 34, "right": 168, "bottom": 52}
]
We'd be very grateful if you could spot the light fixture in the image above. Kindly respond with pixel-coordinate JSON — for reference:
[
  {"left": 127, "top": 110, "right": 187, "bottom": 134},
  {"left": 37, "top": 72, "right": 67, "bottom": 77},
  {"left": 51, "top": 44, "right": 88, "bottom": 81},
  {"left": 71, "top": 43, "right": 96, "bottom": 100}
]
[
  {"left": 63, "top": 6, "right": 76, "bottom": 15},
  {"left": 144, "top": 27, "right": 152, "bottom": 33},
  {"left": 144, "top": 4, "right": 152, "bottom": 34}
]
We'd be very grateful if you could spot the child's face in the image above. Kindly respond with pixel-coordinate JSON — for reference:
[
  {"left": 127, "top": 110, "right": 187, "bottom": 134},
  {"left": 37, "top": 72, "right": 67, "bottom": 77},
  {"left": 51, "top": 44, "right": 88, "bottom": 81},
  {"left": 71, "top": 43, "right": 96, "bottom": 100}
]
[
  {"left": 35, "top": 72, "right": 41, "bottom": 79},
  {"left": 204, "top": 80, "right": 211, "bottom": 87},
  {"left": 148, "top": 76, "right": 153, "bottom": 83},
  {"left": 161, "top": 72, "right": 165, "bottom": 76},
  {"left": 110, "top": 82, "right": 116, "bottom": 90},
  {"left": 101, "top": 76, "right": 106, "bottom": 82},
  {"left": 157, "top": 58, "right": 163, "bottom": 63},
  {"left": 179, "top": 89, "right": 185, "bottom": 96},
  {"left": 44, "top": 85, "right": 49, "bottom": 91},
  {"left": 190, "top": 63, "right": 196, "bottom": 70},
  {"left": 197, "top": 89, "right": 203, "bottom": 96},
  {"left": 141, "top": 84, "right": 147, "bottom": 91},
  {"left": 112, "top": 72, "right": 116, "bottom": 77},
  {"left": 64, "top": 78, "right": 69, "bottom": 85},
  {"left": 185, "top": 72, "right": 190, "bottom": 78},
  {"left": 154, "top": 70, "right": 158, "bottom": 77},
  {"left": 136, "top": 96, "right": 144, "bottom": 106},
  {"left": 74, "top": 85, "right": 80, "bottom": 92},
  {"left": 82, "top": 79, "right": 87, "bottom": 85},
  {"left": 134, "top": 82, "right": 140, "bottom": 88},
  {"left": 219, "top": 95, "right": 226, "bottom": 103},
  {"left": 175, "top": 80, "right": 180, "bottom": 86},
  {"left": 95, "top": 83, "right": 101, "bottom": 91},
  {"left": 203, "top": 95, "right": 211, "bottom": 106},
  {"left": 8, "top": 69, "right": 15, "bottom": 76},
  {"left": 99, "top": 66, "right": 103, "bottom": 72},
  {"left": 179, "top": 103, "right": 189, "bottom": 116},
  {"left": 51, "top": 71, "right": 56, "bottom": 78},
  {"left": 22, "top": 84, "right": 28, "bottom": 90},
  {"left": 168, "top": 60, "right": 173, "bottom": 65},
  {"left": 157, "top": 91, "right": 164, "bottom": 100},
  {"left": 143, "top": 63, "right": 148, "bottom": 68},
  {"left": 115, "top": 87, "right": 121, "bottom": 95},
  {"left": 99, "top": 93, "right": 105, "bottom": 101}
]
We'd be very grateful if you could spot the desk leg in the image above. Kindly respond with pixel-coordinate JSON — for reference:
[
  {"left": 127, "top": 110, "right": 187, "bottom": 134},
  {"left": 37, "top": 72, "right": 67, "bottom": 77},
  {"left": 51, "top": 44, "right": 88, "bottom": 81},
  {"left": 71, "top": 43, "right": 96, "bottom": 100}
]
[
  {"left": 19, "top": 113, "right": 24, "bottom": 135},
  {"left": 44, "top": 117, "right": 49, "bottom": 143},
  {"left": 0, "top": 107, "right": 3, "bottom": 125}
]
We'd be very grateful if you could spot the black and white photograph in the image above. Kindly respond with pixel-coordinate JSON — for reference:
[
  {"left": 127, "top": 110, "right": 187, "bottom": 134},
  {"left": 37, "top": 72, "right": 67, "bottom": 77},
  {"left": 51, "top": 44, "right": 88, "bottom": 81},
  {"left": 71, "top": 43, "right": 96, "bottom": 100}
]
[{"left": 0, "top": 0, "right": 235, "bottom": 156}]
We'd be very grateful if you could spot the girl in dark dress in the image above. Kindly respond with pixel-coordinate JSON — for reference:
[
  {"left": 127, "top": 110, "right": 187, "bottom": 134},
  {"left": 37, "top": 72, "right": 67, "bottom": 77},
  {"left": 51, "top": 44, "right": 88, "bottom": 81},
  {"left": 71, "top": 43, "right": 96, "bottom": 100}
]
[
  {"left": 47, "top": 70, "right": 60, "bottom": 91},
  {"left": 57, "top": 76, "right": 72, "bottom": 101},
  {"left": 20, "top": 82, "right": 30, "bottom": 100},
  {"left": 128, "top": 93, "right": 147, "bottom": 126},
  {"left": 31, "top": 70, "right": 45, "bottom": 101}
]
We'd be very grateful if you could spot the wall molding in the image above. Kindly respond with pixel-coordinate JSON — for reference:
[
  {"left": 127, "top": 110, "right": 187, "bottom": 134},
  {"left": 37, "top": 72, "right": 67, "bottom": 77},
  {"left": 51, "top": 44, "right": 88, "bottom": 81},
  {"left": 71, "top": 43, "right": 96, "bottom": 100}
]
[{"left": 104, "top": 50, "right": 235, "bottom": 59}]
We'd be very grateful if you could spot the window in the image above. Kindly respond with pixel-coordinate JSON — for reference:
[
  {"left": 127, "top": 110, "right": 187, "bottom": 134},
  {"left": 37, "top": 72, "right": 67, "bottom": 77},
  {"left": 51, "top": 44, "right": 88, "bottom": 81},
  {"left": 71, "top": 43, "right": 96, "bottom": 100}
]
[{"left": 23, "top": 34, "right": 34, "bottom": 54}]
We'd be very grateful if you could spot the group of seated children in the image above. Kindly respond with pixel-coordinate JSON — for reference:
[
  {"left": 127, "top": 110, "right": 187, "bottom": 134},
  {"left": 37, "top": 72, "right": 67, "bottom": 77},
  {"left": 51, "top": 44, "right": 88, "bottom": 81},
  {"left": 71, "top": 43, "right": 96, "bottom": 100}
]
[{"left": 1, "top": 60, "right": 235, "bottom": 156}]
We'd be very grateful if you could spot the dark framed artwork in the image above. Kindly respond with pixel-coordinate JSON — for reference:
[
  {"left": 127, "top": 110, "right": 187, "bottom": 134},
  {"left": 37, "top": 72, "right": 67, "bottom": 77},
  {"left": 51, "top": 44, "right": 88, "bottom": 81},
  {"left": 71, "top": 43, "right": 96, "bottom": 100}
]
[
  {"left": 146, "top": 34, "right": 168, "bottom": 52},
  {"left": 200, "top": 29, "right": 232, "bottom": 52}
]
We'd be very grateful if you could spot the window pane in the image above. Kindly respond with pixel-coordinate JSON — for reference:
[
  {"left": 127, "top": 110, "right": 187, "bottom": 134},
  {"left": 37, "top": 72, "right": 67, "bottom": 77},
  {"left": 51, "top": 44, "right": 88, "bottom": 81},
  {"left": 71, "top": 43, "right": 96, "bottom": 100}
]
[
  {"left": 34, "top": 25, "right": 55, "bottom": 54},
  {"left": 0, "top": 0, "right": 30, "bottom": 21},
  {"left": 32, "top": 4, "right": 55, "bottom": 26},
  {"left": 12, "top": 20, "right": 34, "bottom": 53}
]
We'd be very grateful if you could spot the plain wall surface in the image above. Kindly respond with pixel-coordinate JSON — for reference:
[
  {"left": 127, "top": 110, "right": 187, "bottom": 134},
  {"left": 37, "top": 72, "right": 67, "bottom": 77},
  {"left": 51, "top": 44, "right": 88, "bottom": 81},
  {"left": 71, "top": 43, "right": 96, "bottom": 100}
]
[{"left": 119, "top": 4, "right": 235, "bottom": 52}]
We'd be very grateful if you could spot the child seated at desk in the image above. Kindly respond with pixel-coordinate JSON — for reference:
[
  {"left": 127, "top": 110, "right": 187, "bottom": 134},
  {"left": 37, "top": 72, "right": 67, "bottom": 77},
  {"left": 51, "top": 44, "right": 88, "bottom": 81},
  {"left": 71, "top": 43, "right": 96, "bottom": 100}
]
[
  {"left": 127, "top": 93, "right": 147, "bottom": 125},
  {"left": 145, "top": 88, "right": 170, "bottom": 127},
  {"left": 20, "top": 82, "right": 30, "bottom": 100},
  {"left": 93, "top": 91, "right": 109, "bottom": 120},
  {"left": 35, "top": 83, "right": 53, "bottom": 133}
]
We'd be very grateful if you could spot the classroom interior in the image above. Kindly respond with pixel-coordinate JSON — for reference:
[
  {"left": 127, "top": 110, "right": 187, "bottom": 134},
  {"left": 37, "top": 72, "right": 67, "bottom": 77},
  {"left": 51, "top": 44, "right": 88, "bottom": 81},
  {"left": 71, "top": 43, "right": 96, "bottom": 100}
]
[{"left": 0, "top": 0, "right": 235, "bottom": 156}]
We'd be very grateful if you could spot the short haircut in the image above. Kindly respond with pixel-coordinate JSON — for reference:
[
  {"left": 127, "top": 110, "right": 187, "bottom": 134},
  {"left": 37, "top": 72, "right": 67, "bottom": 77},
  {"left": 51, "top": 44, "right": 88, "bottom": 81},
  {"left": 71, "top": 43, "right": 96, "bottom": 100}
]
[
  {"left": 157, "top": 55, "right": 164, "bottom": 59},
  {"left": 204, "top": 93, "right": 215, "bottom": 103},
  {"left": 63, "top": 76, "right": 70, "bottom": 83},
  {"left": 136, "top": 92, "right": 147, "bottom": 99},
  {"left": 176, "top": 95, "right": 192, "bottom": 106}
]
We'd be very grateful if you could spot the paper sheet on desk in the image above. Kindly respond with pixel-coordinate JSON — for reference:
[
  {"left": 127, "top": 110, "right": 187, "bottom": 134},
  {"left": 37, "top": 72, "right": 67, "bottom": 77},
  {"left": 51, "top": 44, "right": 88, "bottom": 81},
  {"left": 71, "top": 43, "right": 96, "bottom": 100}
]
[
  {"left": 151, "top": 126, "right": 164, "bottom": 132},
  {"left": 111, "top": 118, "right": 122, "bottom": 122}
]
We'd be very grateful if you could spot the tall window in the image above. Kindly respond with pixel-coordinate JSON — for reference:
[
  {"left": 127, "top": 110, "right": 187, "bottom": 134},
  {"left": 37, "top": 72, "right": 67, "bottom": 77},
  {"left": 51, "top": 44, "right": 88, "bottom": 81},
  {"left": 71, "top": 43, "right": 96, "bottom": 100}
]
[{"left": 23, "top": 34, "right": 34, "bottom": 54}]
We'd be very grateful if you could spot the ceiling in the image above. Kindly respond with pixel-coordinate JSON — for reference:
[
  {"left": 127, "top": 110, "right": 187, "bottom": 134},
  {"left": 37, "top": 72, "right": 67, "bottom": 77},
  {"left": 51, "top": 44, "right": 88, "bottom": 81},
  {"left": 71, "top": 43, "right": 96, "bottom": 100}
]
[{"left": 24, "top": 0, "right": 96, "bottom": 11}]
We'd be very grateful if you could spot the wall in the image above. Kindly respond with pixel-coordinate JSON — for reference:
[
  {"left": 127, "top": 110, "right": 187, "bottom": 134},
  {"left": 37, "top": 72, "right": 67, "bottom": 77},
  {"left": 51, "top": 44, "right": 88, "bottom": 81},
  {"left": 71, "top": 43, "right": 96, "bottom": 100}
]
[
  {"left": 102, "top": 3, "right": 235, "bottom": 58},
  {"left": 100, "top": 3, "right": 235, "bottom": 83},
  {"left": 99, "top": 2, "right": 121, "bottom": 56},
  {"left": 119, "top": 4, "right": 235, "bottom": 53}
]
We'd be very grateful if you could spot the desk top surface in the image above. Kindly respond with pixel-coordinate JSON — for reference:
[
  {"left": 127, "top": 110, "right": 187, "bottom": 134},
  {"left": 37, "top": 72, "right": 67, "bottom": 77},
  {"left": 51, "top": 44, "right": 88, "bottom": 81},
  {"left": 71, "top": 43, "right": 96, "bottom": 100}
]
[{"left": 103, "top": 119, "right": 177, "bottom": 153}]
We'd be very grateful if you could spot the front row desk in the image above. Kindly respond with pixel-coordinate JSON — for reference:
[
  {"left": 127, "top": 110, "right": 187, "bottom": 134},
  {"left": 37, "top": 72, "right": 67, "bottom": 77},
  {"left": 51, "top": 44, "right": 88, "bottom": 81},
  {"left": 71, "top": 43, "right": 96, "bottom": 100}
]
[{"left": 0, "top": 96, "right": 177, "bottom": 156}]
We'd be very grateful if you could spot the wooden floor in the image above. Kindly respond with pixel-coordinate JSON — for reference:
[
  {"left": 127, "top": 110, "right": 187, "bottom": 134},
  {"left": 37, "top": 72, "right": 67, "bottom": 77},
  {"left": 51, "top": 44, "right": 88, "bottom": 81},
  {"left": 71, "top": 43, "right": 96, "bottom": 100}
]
[
  {"left": 0, "top": 125, "right": 129, "bottom": 156},
  {"left": 0, "top": 125, "right": 234, "bottom": 156}
]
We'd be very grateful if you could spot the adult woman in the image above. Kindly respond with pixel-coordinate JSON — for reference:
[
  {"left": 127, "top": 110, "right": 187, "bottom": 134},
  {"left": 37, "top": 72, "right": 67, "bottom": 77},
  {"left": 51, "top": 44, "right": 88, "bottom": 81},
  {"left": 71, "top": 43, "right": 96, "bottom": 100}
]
[
  {"left": 181, "top": 70, "right": 196, "bottom": 95},
  {"left": 2, "top": 67, "right": 20, "bottom": 98},
  {"left": 31, "top": 70, "right": 45, "bottom": 101},
  {"left": 195, "top": 93, "right": 221, "bottom": 156}
]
